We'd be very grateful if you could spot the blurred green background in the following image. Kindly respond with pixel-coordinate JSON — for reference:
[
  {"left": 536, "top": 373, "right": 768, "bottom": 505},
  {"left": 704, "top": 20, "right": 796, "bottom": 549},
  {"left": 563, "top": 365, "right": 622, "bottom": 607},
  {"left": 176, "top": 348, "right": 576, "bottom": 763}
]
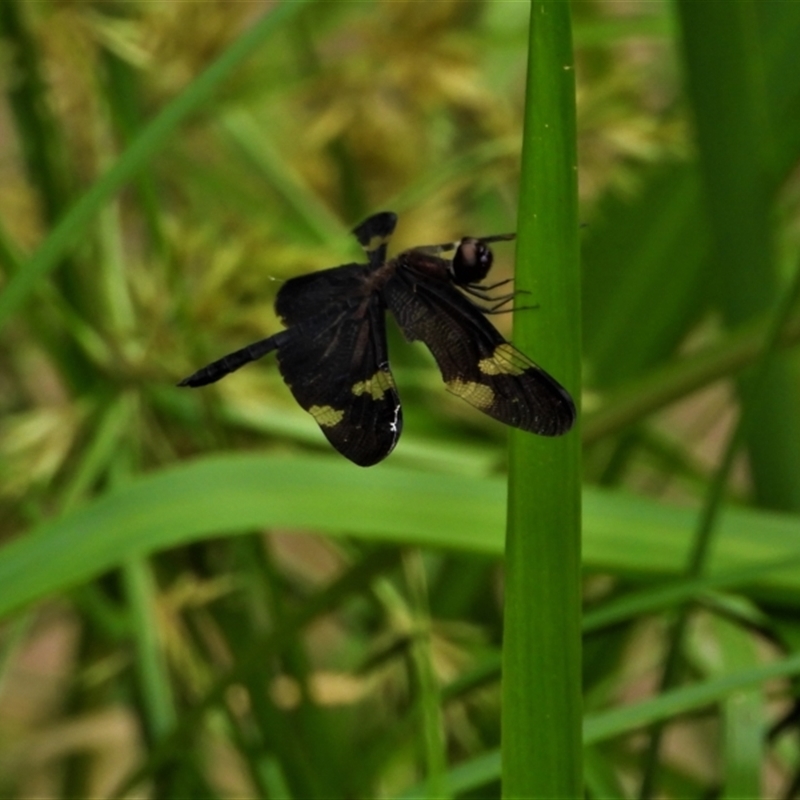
[{"left": 2, "top": 1, "right": 800, "bottom": 797}]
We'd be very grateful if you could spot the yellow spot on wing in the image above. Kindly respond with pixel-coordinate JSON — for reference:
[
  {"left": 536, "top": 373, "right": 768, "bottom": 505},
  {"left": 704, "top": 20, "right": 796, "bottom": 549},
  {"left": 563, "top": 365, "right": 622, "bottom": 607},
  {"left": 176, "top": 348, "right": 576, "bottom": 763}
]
[
  {"left": 308, "top": 405, "right": 345, "bottom": 427},
  {"left": 365, "top": 234, "right": 391, "bottom": 255},
  {"left": 446, "top": 379, "right": 495, "bottom": 409},
  {"left": 478, "top": 343, "right": 526, "bottom": 376},
  {"left": 352, "top": 370, "right": 395, "bottom": 400}
]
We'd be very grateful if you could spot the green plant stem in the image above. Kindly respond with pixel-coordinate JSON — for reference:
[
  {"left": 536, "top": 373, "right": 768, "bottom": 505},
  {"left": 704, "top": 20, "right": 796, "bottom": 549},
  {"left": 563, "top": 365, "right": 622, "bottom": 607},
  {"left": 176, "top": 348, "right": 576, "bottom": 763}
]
[{"left": 502, "top": 2, "right": 582, "bottom": 798}]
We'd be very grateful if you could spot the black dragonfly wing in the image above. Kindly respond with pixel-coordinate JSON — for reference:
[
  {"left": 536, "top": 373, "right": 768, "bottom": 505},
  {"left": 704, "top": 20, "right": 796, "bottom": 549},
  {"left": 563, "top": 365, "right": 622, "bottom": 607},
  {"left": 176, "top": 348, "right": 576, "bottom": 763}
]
[
  {"left": 275, "top": 292, "right": 402, "bottom": 467},
  {"left": 275, "top": 262, "right": 365, "bottom": 327},
  {"left": 382, "top": 269, "right": 575, "bottom": 436}
]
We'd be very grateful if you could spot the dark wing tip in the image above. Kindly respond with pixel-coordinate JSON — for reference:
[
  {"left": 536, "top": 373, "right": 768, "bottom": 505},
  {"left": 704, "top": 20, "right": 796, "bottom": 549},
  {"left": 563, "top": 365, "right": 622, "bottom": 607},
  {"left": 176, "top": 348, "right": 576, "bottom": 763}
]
[
  {"left": 320, "top": 395, "right": 403, "bottom": 467},
  {"left": 553, "top": 392, "right": 578, "bottom": 435},
  {"left": 352, "top": 211, "right": 398, "bottom": 248},
  {"left": 534, "top": 376, "right": 577, "bottom": 436},
  {"left": 349, "top": 449, "right": 393, "bottom": 468}
]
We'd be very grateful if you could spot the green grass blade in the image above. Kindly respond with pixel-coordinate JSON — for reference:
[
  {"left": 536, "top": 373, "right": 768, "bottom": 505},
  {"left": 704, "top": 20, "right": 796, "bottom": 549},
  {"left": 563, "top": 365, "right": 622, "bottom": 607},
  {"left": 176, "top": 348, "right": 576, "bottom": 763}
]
[
  {"left": 403, "top": 552, "right": 449, "bottom": 798},
  {"left": 219, "top": 110, "right": 345, "bottom": 245},
  {"left": 0, "top": 455, "right": 505, "bottom": 620},
  {"left": 397, "top": 750, "right": 501, "bottom": 800},
  {"left": 583, "top": 551, "right": 800, "bottom": 633},
  {"left": 502, "top": 3, "right": 582, "bottom": 797},
  {"left": 101, "top": 47, "right": 167, "bottom": 258},
  {"left": 584, "top": 652, "right": 800, "bottom": 745},
  {"left": 678, "top": 0, "right": 800, "bottom": 511},
  {"left": 4, "top": 457, "right": 800, "bottom": 622},
  {"left": 0, "top": 0, "right": 73, "bottom": 225},
  {"left": 0, "top": 0, "right": 312, "bottom": 333},
  {"left": 703, "top": 617, "right": 763, "bottom": 800},
  {"left": 122, "top": 557, "right": 177, "bottom": 741}
]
